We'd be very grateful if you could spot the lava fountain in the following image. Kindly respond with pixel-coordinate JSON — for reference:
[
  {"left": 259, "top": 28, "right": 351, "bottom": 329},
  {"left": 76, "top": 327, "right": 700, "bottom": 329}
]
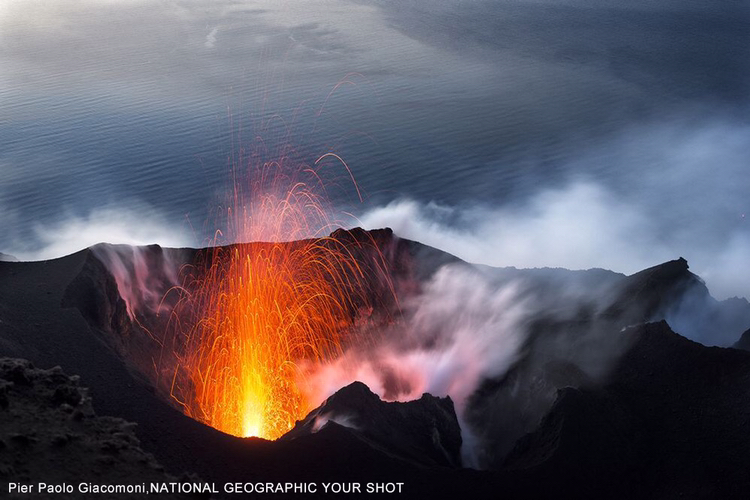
[{"left": 166, "top": 155, "right": 388, "bottom": 440}]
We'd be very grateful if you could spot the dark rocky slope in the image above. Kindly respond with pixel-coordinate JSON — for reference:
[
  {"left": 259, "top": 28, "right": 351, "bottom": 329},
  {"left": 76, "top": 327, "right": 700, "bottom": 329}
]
[
  {"left": 282, "top": 381, "right": 462, "bottom": 468},
  {"left": 465, "top": 257, "right": 750, "bottom": 470},
  {"left": 1, "top": 229, "right": 750, "bottom": 499},
  {"left": 733, "top": 328, "right": 750, "bottom": 351},
  {"left": 0, "top": 358, "right": 196, "bottom": 500},
  {"left": 503, "top": 321, "right": 750, "bottom": 499}
]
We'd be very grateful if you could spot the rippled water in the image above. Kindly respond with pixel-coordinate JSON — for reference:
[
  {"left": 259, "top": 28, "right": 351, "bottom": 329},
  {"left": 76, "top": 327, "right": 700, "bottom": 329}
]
[{"left": 2, "top": 0, "right": 749, "bottom": 296}]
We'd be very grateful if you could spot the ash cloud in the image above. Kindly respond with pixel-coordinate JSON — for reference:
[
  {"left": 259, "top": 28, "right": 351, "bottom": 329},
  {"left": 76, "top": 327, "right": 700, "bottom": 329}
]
[{"left": 300, "top": 260, "right": 648, "bottom": 467}]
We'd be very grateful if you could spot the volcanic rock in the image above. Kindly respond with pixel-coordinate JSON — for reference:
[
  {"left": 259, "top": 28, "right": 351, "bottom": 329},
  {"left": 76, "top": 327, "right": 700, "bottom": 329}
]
[
  {"left": 61, "top": 250, "right": 130, "bottom": 341},
  {"left": 501, "top": 321, "right": 750, "bottom": 499},
  {"left": 601, "top": 257, "right": 699, "bottom": 321},
  {"left": 3, "top": 232, "right": 750, "bottom": 499},
  {"left": 733, "top": 328, "right": 750, "bottom": 351},
  {"left": 0, "top": 358, "right": 198, "bottom": 499},
  {"left": 330, "top": 226, "right": 462, "bottom": 283},
  {"left": 281, "top": 381, "right": 462, "bottom": 468},
  {"left": 603, "top": 258, "right": 750, "bottom": 345},
  {"left": 465, "top": 257, "right": 750, "bottom": 471}
]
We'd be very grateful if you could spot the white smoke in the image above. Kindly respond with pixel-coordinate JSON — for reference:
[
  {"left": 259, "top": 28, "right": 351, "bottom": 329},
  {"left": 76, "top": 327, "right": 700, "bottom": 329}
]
[
  {"left": 5, "top": 204, "right": 193, "bottom": 262},
  {"left": 356, "top": 119, "right": 750, "bottom": 301},
  {"left": 303, "top": 264, "right": 530, "bottom": 463},
  {"left": 311, "top": 412, "right": 359, "bottom": 433},
  {"left": 91, "top": 243, "right": 182, "bottom": 320},
  {"left": 357, "top": 185, "right": 748, "bottom": 301},
  {"left": 358, "top": 182, "right": 668, "bottom": 274}
]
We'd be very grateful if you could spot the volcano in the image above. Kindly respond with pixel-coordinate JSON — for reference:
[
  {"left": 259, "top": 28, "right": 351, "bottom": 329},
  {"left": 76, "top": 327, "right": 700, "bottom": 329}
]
[{"left": 2, "top": 229, "right": 750, "bottom": 499}]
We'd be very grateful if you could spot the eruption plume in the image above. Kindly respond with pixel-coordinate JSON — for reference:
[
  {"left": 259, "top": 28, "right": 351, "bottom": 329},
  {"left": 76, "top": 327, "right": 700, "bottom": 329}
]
[{"left": 164, "top": 156, "right": 390, "bottom": 440}]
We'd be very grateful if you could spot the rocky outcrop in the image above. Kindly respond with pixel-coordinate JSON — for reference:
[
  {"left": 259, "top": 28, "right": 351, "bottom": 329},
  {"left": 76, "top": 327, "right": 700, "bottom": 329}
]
[
  {"left": 602, "top": 257, "right": 701, "bottom": 321},
  {"left": 465, "top": 257, "right": 750, "bottom": 471},
  {"left": 0, "top": 358, "right": 199, "bottom": 499},
  {"left": 501, "top": 321, "right": 750, "bottom": 499},
  {"left": 733, "top": 328, "right": 750, "bottom": 351},
  {"left": 61, "top": 250, "right": 130, "bottom": 338},
  {"left": 282, "top": 381, "right": 462, "bottom": 468},
  {"left": 602, "top": 258, "right": 750, "bottom": 345}
]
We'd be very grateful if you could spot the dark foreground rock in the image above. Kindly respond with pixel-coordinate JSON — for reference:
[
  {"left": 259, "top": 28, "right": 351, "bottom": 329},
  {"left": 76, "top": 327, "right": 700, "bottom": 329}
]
[
  {"left": 501, "top": 321, "right": 750, "bottom": 499},
  {"left": 0, "top": 358, "right": 198, "bottom": 499}
]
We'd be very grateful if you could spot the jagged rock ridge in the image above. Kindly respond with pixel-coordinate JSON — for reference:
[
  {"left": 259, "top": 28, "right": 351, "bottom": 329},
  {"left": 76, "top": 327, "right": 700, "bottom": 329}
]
[{"left": 282, "top": 381, "right": 462, "bottom": 468}]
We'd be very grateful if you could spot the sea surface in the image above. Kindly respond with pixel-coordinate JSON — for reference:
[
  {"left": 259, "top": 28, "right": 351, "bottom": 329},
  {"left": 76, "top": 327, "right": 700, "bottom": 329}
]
[{"left": 1, "top": 0, "right": 748, "bottom": 296}]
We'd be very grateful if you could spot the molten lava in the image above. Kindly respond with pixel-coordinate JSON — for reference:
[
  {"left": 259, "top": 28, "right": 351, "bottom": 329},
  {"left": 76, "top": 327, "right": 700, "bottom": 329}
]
[{"left": 167, "top": 162, "right": 381, "bottom": 440}]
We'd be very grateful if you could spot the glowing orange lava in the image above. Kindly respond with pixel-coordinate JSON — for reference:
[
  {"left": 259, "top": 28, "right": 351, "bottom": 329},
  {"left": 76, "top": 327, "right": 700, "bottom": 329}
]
[{"left": 167, "top": 160, "right": 378, "bottom": 440}]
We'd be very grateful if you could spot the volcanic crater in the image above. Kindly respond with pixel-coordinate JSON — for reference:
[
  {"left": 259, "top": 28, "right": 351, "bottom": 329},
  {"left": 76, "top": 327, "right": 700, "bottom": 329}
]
[{"left": 2, "top": 228, "right": 750, "bottom": 499}]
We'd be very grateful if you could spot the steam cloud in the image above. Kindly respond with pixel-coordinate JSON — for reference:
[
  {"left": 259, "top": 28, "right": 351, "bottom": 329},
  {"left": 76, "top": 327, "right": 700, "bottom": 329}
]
[
  {"left": 311, "top": 412, "right": 359, "bottom": 433},
  {"left": 358, "top": 120, "right": 750, "bottom": 301},
  {"left": 302, "top": 265, "right": 530, "bottom": 464},
  {"left": 4, "top": 204, "right": 193, "bottom": 262},
  {"left": 358, "top": 188, "right": 749, "bottom": 301},
  {"left": 91, "top": 244, "right": 182, "bottom": 320}
]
